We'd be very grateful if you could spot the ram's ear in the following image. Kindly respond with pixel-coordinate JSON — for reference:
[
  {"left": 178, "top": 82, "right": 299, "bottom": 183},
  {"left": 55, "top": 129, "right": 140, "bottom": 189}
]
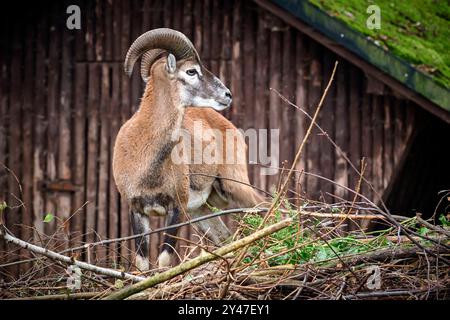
[{"left": 166, "top": 53, "right": 177, "bottom": 74}]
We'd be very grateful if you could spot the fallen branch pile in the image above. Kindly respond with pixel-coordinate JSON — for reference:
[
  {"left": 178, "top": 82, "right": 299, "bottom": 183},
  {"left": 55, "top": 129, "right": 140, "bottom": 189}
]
[{"left": 1, "top": 208, "right": 449, "bottom": 300}]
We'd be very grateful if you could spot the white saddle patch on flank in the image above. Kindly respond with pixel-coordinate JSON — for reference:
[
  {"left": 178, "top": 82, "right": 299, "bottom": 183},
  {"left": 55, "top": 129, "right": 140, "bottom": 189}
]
[{"left": 187, "top": 185, "right": 212, "bottom": 210}]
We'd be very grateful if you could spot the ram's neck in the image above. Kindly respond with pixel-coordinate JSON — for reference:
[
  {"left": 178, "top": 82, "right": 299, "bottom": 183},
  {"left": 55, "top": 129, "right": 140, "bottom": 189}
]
[{"left": 136, "top": 77, "right": 185, "bottom": 165}]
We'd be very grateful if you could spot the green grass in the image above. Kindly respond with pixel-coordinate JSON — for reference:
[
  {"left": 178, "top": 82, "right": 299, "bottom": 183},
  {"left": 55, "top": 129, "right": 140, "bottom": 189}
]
[
  {"left": 309, "top": 0, "right": 450, "bottom": 88},
  {"left": 239, "top": 209, "right": 449, "bottom": 267}
]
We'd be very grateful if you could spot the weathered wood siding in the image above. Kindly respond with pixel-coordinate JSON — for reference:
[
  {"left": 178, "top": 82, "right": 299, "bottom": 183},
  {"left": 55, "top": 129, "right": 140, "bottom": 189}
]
[{"left": 0, "top": 0, "right": 433, "bottom": 275}]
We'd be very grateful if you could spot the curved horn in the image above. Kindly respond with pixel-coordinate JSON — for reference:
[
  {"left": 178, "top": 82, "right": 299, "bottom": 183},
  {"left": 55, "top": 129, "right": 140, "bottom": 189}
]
[
  {"left": 124, "top": 28, "right": 200, "bottom": 77},
  {"left": 140, "top": 49, "right": 166, "bottom": 82}
]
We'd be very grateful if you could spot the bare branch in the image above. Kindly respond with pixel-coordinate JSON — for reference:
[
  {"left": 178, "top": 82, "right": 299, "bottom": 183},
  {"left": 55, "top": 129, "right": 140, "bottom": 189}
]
[{"left": 0, "top": 226, "right": 145, "bottom": 283}]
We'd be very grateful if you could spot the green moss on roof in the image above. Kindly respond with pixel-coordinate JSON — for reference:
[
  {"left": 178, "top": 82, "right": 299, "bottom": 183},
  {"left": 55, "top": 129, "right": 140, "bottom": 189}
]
[{"left": 309, "top": 0, "right": 450, "bottom": 89}]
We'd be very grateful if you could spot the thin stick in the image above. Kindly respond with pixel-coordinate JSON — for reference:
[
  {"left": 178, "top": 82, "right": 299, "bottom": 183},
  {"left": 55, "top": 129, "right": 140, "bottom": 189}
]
[
  {"left": 348, "top": 159, "right": 366, "bottom": 216},
  {"left": 339, "top": 243, "right": 449, "bottom": 268},
  {"left": 271, "top": 88, "right": 391, "bottom": 216},
  {"left": 263, "top": 61, "right": 338, "bottom": 223}
]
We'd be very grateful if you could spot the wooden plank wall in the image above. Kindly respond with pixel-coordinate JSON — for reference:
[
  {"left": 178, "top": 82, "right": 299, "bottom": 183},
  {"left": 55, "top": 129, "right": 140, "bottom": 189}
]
[{"left": 0, "top": 0, "right": 421, "bottom": 276}]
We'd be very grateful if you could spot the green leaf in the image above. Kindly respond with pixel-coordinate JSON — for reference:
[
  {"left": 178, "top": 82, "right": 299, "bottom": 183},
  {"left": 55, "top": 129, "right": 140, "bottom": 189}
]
[
  {"left": 43, "top": 213, "right": 55, "bottom": 223},
  {"left": 0, "top": 201, "right": 7, "bottom": 212},
  {"left": 418, "top": 226, "right": 429, "bottom": 236},
  {"left": 331, "top": 207, "right": 340, "bottom": 213},
  {"left": 439, "top": 214, "right": 449, "bottom": 227}
]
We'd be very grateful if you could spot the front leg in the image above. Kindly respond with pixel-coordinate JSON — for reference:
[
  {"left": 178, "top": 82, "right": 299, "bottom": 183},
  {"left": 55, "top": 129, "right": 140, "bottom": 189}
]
[
  {"left": 158, "top": 207, "right": 181, "bottom": 268},
  {"left": 131, "top": 210, "right": 151, "bottom": 271}
]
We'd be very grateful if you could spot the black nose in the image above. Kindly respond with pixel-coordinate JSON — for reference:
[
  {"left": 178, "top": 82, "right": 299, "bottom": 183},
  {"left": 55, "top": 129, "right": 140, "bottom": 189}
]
[{"left": 225, "top": 91, "right": 232, "bottom": 99}]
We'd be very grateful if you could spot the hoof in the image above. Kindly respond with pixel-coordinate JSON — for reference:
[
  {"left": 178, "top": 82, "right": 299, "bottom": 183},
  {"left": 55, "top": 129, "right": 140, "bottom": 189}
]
[
  {"left": 157, "top": 250, "right": 172, "bottom": 268},
  {"left": 135, "top": 255, "right": 150, "bottom": 271}
]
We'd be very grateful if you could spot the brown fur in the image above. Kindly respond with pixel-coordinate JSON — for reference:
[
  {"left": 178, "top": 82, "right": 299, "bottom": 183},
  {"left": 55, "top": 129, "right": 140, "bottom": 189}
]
[
  {"left": 113, "top": 57, "right": 262, "bottom": 267},
  {"left": 184, "top": 107, "right": 263, "bottom": 207}
]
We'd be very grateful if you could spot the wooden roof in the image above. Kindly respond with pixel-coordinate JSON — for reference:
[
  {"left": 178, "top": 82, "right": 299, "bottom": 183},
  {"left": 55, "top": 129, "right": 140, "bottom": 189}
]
[{"left": 256, "top": 0, "right": 450, "bottom": 123}]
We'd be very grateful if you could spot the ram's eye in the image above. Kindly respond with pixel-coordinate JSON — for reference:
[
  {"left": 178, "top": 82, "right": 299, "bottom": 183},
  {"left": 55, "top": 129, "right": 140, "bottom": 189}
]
[{"left": 186, "top": 69, "right": 197, "bottom": 76}]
